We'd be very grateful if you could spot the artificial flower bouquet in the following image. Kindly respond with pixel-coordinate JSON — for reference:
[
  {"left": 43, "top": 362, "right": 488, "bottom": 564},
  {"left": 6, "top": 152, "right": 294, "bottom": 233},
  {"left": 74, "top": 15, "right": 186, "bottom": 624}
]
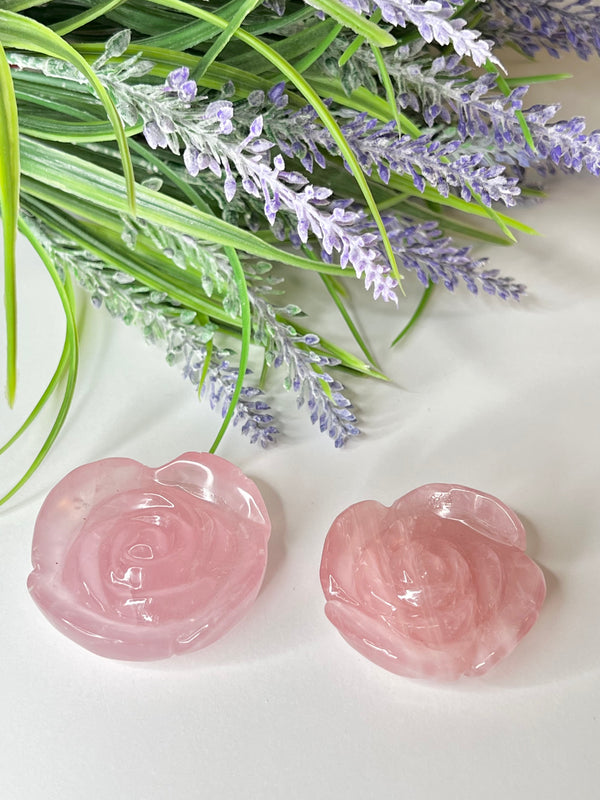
[{"left": 1, "top": 0, "right": 599, "bottom": 502}]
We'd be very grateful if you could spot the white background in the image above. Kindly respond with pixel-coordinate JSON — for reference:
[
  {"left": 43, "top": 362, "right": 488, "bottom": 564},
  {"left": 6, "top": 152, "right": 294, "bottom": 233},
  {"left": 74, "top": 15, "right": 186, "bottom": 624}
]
[{"left": 1, "top": 50, "right": 599, "bottom": 799}]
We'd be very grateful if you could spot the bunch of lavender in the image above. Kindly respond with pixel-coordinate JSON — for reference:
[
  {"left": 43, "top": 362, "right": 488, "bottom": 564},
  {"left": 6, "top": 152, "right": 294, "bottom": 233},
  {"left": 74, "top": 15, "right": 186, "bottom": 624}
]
[
  {"left": 1, "top": 0, "right": 600, "bottom": 501},
  {"left": 480, "top": 0, "right": 600, "bottom": 59}
]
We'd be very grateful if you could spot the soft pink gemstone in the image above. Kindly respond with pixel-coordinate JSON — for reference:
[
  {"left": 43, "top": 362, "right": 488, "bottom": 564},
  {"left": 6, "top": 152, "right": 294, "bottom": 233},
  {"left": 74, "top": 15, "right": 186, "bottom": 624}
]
[
  {"left": 320, "top": 484, "right": 546, "bottom": 680},
  {"left": 28, "top": 453, "right": 270, "bottom": 660}
]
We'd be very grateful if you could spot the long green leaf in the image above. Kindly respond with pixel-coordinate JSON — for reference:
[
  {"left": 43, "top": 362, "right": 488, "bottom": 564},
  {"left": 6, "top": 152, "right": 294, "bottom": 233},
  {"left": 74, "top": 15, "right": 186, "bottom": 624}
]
[
  {"left": 320, "top": 274, "right": 379, "bottom": 367},
  {"left": 18, "top": 136, "right": 354, "bottom": 275},
  {"left": 0, "top": 42, "right": 19, "bottom": 407},
  {"left": 294, "top": 22, "right": 343, "bottom": 74},
  {"left": 208, "top": 246, "right": 251, "bottom": 453},
  {"left": 19, "top": 113, "right": 143, "bottom": 142},
  {"left": 124, "top": 0, "right": 249, "bottom": 48},
  {"left": 0, "top": 0, "right": 47, "bottom": 9},
  {"left": 391, "top": 281, "right": 434, "bottom": 347},
  {"left": 0, "top": 216, "right": 79, "bottom": 505},
  {"left": 0, "top": 325, "right": 70, "bottom": 456},
  {"left": 191, "top": 0, "right": 262, "bottom": 81},
  {"left": 50, "top": 0, "right": 128, "bottom": 35},
  {"left": 370, "top": 43, "right": 404, "bottom": 136},
  {"left": 0, "top": 10, "right": 136, "bottom": 214}
]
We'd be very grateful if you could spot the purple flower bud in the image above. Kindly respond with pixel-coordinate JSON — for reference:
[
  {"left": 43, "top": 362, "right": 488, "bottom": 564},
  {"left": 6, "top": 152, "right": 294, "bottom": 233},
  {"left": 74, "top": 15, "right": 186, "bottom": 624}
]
[
  {"left": 166, "top": 67, "right": 189, "bottom": 90},
  {"left": 178, "top": 80, "right": 197, "bottom": 103},
  {"left": 302, "top": 333, "right": 320, "bottom": 347},
  {"left": 143, "top": 121, "right": 167, "bottom": 150},
  {"left": 268, "top": 82, "right": 288, "bottom": 108},
  {"left": 248, "top": 89, "right": 265, "bottom": 107},
  {"left": 250, "top": 116, "right": 264, "bottom": 137},
  {"left": 183, "top": 145, "right": 200, "bottom": 177},
  {"left": 224, "top": 174, "right": 237, "bottom": 202}
]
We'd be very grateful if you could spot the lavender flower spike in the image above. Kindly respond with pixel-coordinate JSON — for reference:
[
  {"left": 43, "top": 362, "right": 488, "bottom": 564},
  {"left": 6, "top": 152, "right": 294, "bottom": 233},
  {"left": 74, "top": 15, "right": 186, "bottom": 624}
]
[
  {"left": 326, "top": 0, "right": 501, "bottom": 66},
  {"left": 103, "top": 66, "right": 400, "bottom": 303},
  {"left": 481, "top": 0, "right": 600, "bottom": 60},
  {"left": 374, "top": 215, "right": 526, "bottom": 299}
]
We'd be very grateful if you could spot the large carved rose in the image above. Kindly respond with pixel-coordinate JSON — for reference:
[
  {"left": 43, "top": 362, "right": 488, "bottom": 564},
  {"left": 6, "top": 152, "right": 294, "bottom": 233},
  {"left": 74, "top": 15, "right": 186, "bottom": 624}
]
[
  {"left": 320, "top": 484, "right": 545, "bottom": 680},
  {"left": 28, "top": 452, "right": 270, "bottom": 660}
]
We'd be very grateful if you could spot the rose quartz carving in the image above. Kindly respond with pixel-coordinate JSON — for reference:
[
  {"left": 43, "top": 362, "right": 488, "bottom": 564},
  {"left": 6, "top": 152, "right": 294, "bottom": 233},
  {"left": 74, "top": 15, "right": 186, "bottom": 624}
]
[
  {"left": 28, "top": 452, "right": 270, "bottom": 661},
  {"left": 320, "top": 484, "right": 546, "bottom": 680}
]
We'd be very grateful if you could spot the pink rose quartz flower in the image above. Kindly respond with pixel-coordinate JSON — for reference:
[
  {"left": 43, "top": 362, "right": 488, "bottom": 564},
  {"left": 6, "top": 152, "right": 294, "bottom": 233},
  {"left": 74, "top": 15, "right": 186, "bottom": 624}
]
[
  {"left": 28, "top": 452, "right": 270, "bottom": 661},
  {"left": 320, "top": 484, "right": 546, "bottom": 680}
]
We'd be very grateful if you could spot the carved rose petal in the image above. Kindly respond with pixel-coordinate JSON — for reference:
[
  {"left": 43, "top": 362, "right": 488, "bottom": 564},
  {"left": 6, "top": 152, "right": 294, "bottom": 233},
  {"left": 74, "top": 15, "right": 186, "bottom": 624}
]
[
  {"left": 320, "top": 484, "right": 545, "bottom": 680},
  {"left": 28, "top": 453, "right": 270, "bottom": 661}
]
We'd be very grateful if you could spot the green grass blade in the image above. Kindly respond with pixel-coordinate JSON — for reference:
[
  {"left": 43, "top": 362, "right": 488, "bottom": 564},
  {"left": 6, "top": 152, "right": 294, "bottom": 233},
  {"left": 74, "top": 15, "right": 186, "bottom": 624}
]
[
  {"left": 370, "top": 43, "right": 404, "bottom": 136},
  {"left": 18, "top": 114, "right": 144, "bottom": 143},
  {"left": 305, "top": 0, "right": 395, "bottom": 47},
  {"left": 320, "top": 274, "right": 379, "bottom": 367},
  {"left": 505, "top": 73, "right": 573, "bottom": 87},
  {"left": 0, "top": 216, "right": 79, "bottom": 505},
  {"left": 191, "top": 0, "right": 262, "bottom": 81},
  {"left": 50, "top": 0, "right": 128, "bottom": 35},
  {"left": 0, "top": 333, "right": 69, "bottom": 456},
  {"left": 0, "top": 10, "right": 136, "bottom": 214},
  {"left": 391, "top": 280, "right": 434, "bottom": 347},
  {"left": 0, "top": 0, "right": 47, "bottom": 9},
  {"left": 18, "top": 136, "right": 351, "bottom": 275},
  {"left": 133, "top": 0, "right": 248, "bottom": 49},
  {"left": 208, "top": 246, "right": 251, "bottom": 453},
  {"left": 0, "top": 42, "right": 19, "bottom": 407},
  {"left": 339, "top": 32, "right": 367, "bottom": 67},
  {"left": 294, "top": 22, "right": 343, "bottom": 73}
]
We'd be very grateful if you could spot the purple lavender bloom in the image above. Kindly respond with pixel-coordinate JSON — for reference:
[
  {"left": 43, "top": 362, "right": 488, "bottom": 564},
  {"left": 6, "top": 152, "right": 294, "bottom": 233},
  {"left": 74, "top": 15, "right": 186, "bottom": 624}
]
[
  {"left": 464, "top": 101, "right": 600, "bottom": 178},
  {"left": 255, "top": 99, "right": 520, "bottom": 206},
  {"left": 376, "top": 47, "right": 527, "bottom": 141},
  {"left": 480, "top": 0, "right": 600, "bottom": 59},
  {"left": 330, "top": 0, "right": 501, "bottom": 65},
  {"left": 166, "top": 66, "right": 190, "bottom": 90},
  {"left": 368, "top": 215, "right": 526, "bottom": 299},
  {"left": 198, "top": 354, "right": 278, "bottom": 447},
  {"left": 251, "top": 295, "right": 360, "bottom": 446}
]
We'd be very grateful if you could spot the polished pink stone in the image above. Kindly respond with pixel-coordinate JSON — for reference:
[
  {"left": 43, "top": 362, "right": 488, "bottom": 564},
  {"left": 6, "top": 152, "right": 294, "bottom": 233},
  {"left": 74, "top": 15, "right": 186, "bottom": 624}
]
[
  {"left": 28, "top": 452, "right": 270, "bottom": 660},
  {"left": 320, "top": 484, "right": 546, "bottom": 680}
]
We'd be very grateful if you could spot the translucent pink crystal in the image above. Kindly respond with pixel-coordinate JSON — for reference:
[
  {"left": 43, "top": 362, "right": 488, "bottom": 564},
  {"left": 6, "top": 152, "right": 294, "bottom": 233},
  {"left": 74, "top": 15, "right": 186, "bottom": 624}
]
[
  {"left": 320, "top": 484, "right": 546, "bottom": 680},
  {"left": 28, "top": 452, "right": 270, "bottom": 660}
]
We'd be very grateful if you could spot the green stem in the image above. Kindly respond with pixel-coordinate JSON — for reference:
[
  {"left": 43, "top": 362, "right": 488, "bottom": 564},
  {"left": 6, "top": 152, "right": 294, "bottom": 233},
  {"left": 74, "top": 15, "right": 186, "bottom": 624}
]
[
  {"left": 391, "top": 281, "right": 434, "bottom": 347},
  {"left": 209, "top": 246, "right": 251, "bottom": 453}
]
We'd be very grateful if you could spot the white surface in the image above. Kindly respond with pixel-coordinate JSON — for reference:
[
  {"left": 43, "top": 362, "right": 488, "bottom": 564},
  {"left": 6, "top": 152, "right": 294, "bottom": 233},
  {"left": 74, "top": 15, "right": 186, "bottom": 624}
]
[{"left": 1, "top": 52, "right": 600, "bottom": 800}]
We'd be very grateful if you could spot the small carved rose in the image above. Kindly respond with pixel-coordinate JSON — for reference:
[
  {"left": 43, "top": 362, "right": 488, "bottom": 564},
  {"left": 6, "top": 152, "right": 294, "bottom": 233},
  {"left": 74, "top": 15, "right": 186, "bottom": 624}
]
[
  {"left": 320, "top": 484, "right": 545, "bottom": 680},
  {"left": 28, "top": 452, "right": 270, "bottom": 661}
]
